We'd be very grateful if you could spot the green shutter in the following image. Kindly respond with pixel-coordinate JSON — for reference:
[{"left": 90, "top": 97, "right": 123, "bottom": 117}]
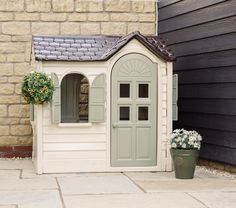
[
  {"left": 30, "top": 103, "right": 34, "bottom": 121},
  {"left": 173, "top": 74, "right": 178, "bottom": 121},
  {"left": 90, "top": 73, "right": 106, "bottom": 123},
  {"left": 51, "top": 72, "right": 61, "bottom": 124}
]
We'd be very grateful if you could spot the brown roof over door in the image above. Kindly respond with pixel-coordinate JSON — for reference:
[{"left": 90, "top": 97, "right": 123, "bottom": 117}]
[{"left": 33, "top": 31, "right": 175, "bottom": 62}]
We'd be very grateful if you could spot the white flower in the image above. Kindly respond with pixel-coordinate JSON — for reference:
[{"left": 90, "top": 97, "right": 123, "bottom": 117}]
[
  {"left": 171, "top": 143, "right": 177, "bottom": 148},
  {"left": 170, "top": 128, "right": 202, "bottom": 150},
  {"left": 194, "top": 143, "right": 199, "bottom": 149}
]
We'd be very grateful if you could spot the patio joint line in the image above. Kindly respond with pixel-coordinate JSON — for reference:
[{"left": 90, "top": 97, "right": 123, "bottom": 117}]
[
  {"left": 62, "top": 192, "right": 141, "bottom": 196},
  {"left": 55, "top": 177, "right": 66, "bottom": 208},
  {"left": 19, "top": 169, "right": 23, "bottom": 179},
  {"left": 186, "top": 192, "right": 210, "bottom": 208},
  {"left": 122, "top": 172, "right": 146, "bottom": 193}
]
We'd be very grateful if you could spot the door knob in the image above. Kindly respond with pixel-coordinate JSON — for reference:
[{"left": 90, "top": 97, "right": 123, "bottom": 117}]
[{"left": 112, "top": 123, "right": 117, "bottom": 128}]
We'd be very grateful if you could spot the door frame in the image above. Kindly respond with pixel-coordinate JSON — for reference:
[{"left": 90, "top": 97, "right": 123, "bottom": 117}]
[{"left": 106, "top": 49, "right": 165, "bottom": 171}]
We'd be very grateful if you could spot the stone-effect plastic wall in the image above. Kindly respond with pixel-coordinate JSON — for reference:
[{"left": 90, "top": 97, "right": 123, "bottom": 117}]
[{"left": 0, "top": 0, "right": 156, "bottom": 157}]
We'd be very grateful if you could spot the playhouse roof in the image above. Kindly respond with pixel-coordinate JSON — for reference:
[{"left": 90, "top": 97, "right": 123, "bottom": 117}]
[{"left": 33, "top": 31, "right": 175, "bottom": 62}]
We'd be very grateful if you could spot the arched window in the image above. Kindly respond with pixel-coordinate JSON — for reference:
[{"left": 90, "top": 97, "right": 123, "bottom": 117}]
[{"left": 61, "top": 73, "right": 89, "bottom": 123}]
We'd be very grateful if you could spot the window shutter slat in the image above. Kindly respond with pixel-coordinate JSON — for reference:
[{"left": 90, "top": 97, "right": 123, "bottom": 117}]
[
  {"left": 173, "top": 74, "right": 178, "bottom": 121},
  {"left": 51, "top": 72, "right": 61, "bottom": 124},
  {"left": 90, "top": 73, "right": 106, "bottom": 123}
]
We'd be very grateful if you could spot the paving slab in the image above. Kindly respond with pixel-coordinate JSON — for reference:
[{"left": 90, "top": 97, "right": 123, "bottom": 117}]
[
  {"left": 64, "top": 193, "right": 205, "bottom": 208},
  {"left": 0, "top": 170, "right": 21, "bottom": 179},
  {"left": 0, "top": 160, "right": 32, "bottom": 170},
  {"left": 0, "top": 178, "right": 57, "bottom": 191},
  {"left": 21, "top": 167, "right": 78, "bottom": 179},
  {"left": 190, "top": 191, "right": 236, "bottom": 208},
  {"left": 58, "top": 174, "right": 142, "bottom": 195},
  {"left": 125, "top": 168, "right": 231, "bottom": 182},
  {"left": 0, "top": 190, "right": 62, "bottom": 208},
  {"left": 125, "top": 172, "right": 176, "bottom": 181},
  {"left": 128, "top": 177, "right": 236, "bottom": 193}
]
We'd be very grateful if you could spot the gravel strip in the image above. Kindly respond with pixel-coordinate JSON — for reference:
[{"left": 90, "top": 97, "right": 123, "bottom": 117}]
[{"left": 196, "top": 166, "right": 236, "bottom": 179}]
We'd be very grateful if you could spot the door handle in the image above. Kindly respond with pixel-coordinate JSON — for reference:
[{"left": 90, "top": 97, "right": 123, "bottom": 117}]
[{"left": 112, "top": 123, "right": 117, "bottom": 128}]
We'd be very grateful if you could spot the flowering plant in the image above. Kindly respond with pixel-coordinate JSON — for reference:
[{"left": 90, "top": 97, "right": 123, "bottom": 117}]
[
  {"left": 170, "top": 129, "right": 202, "bottom": 150},
  {"left": 21, "top": 72, "right": 54, "bottom": 104}
]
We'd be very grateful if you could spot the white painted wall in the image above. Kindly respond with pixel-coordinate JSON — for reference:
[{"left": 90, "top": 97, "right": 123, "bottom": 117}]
[{"left": 32, "top": 39, "right": 173, "bottom": 173}]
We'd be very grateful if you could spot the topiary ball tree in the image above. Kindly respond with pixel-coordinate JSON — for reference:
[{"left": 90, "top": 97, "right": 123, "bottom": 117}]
[{"left": 21, "top": 72, "right": 54, "bottom": 104}]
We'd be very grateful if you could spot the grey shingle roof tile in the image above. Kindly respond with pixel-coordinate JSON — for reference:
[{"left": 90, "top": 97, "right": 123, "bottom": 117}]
[
  {"left": 33, "top": 31, "right": 175, "bottom": 61},
  {"left": 47, "top": 55, "right": 57, "bottom": 59},
  {"left": 74, "top": 52, "right": 84, "bottom": 56},
  {"left": 54, "top": 38, "right": 64, "bottom": 43},
  {"left": 44, "top": 37, "right": 54, "bottom": 42},
  {"left": 77, "top": 48, "right": 88, "bottom": 52},
  {"left": 40, "top": 50, "right": 51, "bottom": 55},
  {"left": 75, "top": 39, "right": 85, "bottom": 43},
  {"left": 56, "top": 47, "right": 66, "bottom": 52},
  {"left": 49, "top": 42, "right": 60, "bottom": 47},
  {"left": 60, "top": 43, "right": 70, "bottom": 48},
  {"left": 62, "top": 51, "right": 73, "bottom": 56},
  {"left": 66, "top": 48, "right": 77, "bottom": 52},
  {"left": 51, "top": 51, "right": 61, "bottom": 56},
  {"left": 34, "top": 45, "right": 44, "bottom": 50},
  {"left": 64, "top": 39, "right": 75, "bottom": 43},
  {"left": 71, "top": 43, "right": 81, "bottom": 48},
  {"left": 45, "top": 46, "right": 55, "bottom": 51},
  {"left": 58, "top": 55, "right": 69, "bottom": 60}
]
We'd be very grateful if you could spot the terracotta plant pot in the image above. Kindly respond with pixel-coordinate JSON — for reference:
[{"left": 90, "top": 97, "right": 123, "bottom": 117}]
[{"left": 170, "top": 148, "right": 199, "bottom": 179}]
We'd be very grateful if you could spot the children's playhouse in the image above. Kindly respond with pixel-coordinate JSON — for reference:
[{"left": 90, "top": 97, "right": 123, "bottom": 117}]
[{"left": 31, "top": 31, "right": 177, "bottom": 173}]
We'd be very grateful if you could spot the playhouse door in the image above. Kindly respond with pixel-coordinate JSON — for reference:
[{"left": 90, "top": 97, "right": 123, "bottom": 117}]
[{"left": 111, "top": 54, "right": 157, "bottom": 167}]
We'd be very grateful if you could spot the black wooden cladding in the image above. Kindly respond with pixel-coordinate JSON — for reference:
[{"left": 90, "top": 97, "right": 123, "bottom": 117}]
[
  {"left": 178, "top": 99, "right": 236, "bottom": 116},
  {"left": 170, "top": 33, "right": 236, "bottom": 56},
  {"left": 159, "top": 0, "right": 226, "bottom": 20},
  {"left": 158, "top": 0, "right": 181, "bottom": 8},
  {"left": 179, "top": 83, "right": 236, "bottom": 99},
  {"left": 159, "top": 0, "right": 236, "bottom": 165},
  {"left": 200, "top": 143, "right": 236, "bottom": 165},
  {"left": 175, "top": 50, "right": 236, "bottom": 70},
  {"left": 159, "top": 1, "right": 236, "bottom": 33},
  {"left": 177, "top": 66, "right": 236, "bottom": 84},
  {"left": 162, "top": 16, "right": 236, "bottom": 45}
]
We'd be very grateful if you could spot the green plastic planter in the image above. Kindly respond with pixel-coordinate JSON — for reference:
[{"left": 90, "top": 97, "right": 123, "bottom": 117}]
[{"left": 170, "top": 149, "right": 199, "bottom": 179}]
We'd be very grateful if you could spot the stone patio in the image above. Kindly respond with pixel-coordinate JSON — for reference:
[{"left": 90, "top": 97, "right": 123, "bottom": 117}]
[{"left": 0, "top": 159, "right": 235, "bottom": 208}]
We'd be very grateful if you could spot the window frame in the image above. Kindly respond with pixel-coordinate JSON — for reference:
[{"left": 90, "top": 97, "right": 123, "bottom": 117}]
[{"left": 60, "top": 72, "right": 90, "bottom": 124}]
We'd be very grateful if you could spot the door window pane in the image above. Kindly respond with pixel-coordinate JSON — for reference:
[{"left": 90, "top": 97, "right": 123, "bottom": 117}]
[
  {"left": 138, "top": 107, "right": 148, "bottom": 120},
  {"left": 139, "top": 84, "right": 148, "bottom": 98},
  {"left": 120, "top": 107, "right": 130, "bottom": 120},
  {"left": 120, "top": 84, "right": 130, "bottom": 98}
]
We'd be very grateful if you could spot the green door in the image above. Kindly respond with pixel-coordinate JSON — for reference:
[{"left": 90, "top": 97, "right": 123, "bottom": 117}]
[{"left": 111, "top": 53, "right": 157, "bottom": 167}]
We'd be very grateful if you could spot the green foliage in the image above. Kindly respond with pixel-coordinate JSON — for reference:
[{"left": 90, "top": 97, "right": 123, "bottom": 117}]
[{"left": 21, "top": 72, "right": 54, "bottom": 104}]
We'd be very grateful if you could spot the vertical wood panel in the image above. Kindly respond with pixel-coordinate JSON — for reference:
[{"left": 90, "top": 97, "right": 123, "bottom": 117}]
[
  {"left": 159, "top": 0, "right": 226, "bottom": 20},
  {"left": 159, "top": 0, "right": 236, "bottom": 165}
]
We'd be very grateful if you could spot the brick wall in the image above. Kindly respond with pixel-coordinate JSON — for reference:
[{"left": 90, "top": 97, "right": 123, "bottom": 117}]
[{"left": 0, "top": 0, "right": 157, "bottom": 157}]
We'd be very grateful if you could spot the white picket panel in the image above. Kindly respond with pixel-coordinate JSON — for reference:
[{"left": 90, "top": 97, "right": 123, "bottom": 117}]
[
  {"left": 43, "top": 142, "right": 106, "bottom": 151},
  {"left": 43, "top": 159, "right": 107, "bottom": 173},
  {"left": 43, "top": 124, "right": 106, "bottom": 134},
  {"left": 43, "top": 134, "right": 106, "bottom": 143},
  {"left": 44, "top": 151, "right": 106, "bottom": 160}
]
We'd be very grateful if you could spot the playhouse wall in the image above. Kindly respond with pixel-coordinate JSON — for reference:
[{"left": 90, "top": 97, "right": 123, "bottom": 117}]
[
  {"left": 33, "top": 40, "right": 172, "bottom": 173},
  {"left": 41, "top": 62, "right": 107, "bottom": 173}
]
